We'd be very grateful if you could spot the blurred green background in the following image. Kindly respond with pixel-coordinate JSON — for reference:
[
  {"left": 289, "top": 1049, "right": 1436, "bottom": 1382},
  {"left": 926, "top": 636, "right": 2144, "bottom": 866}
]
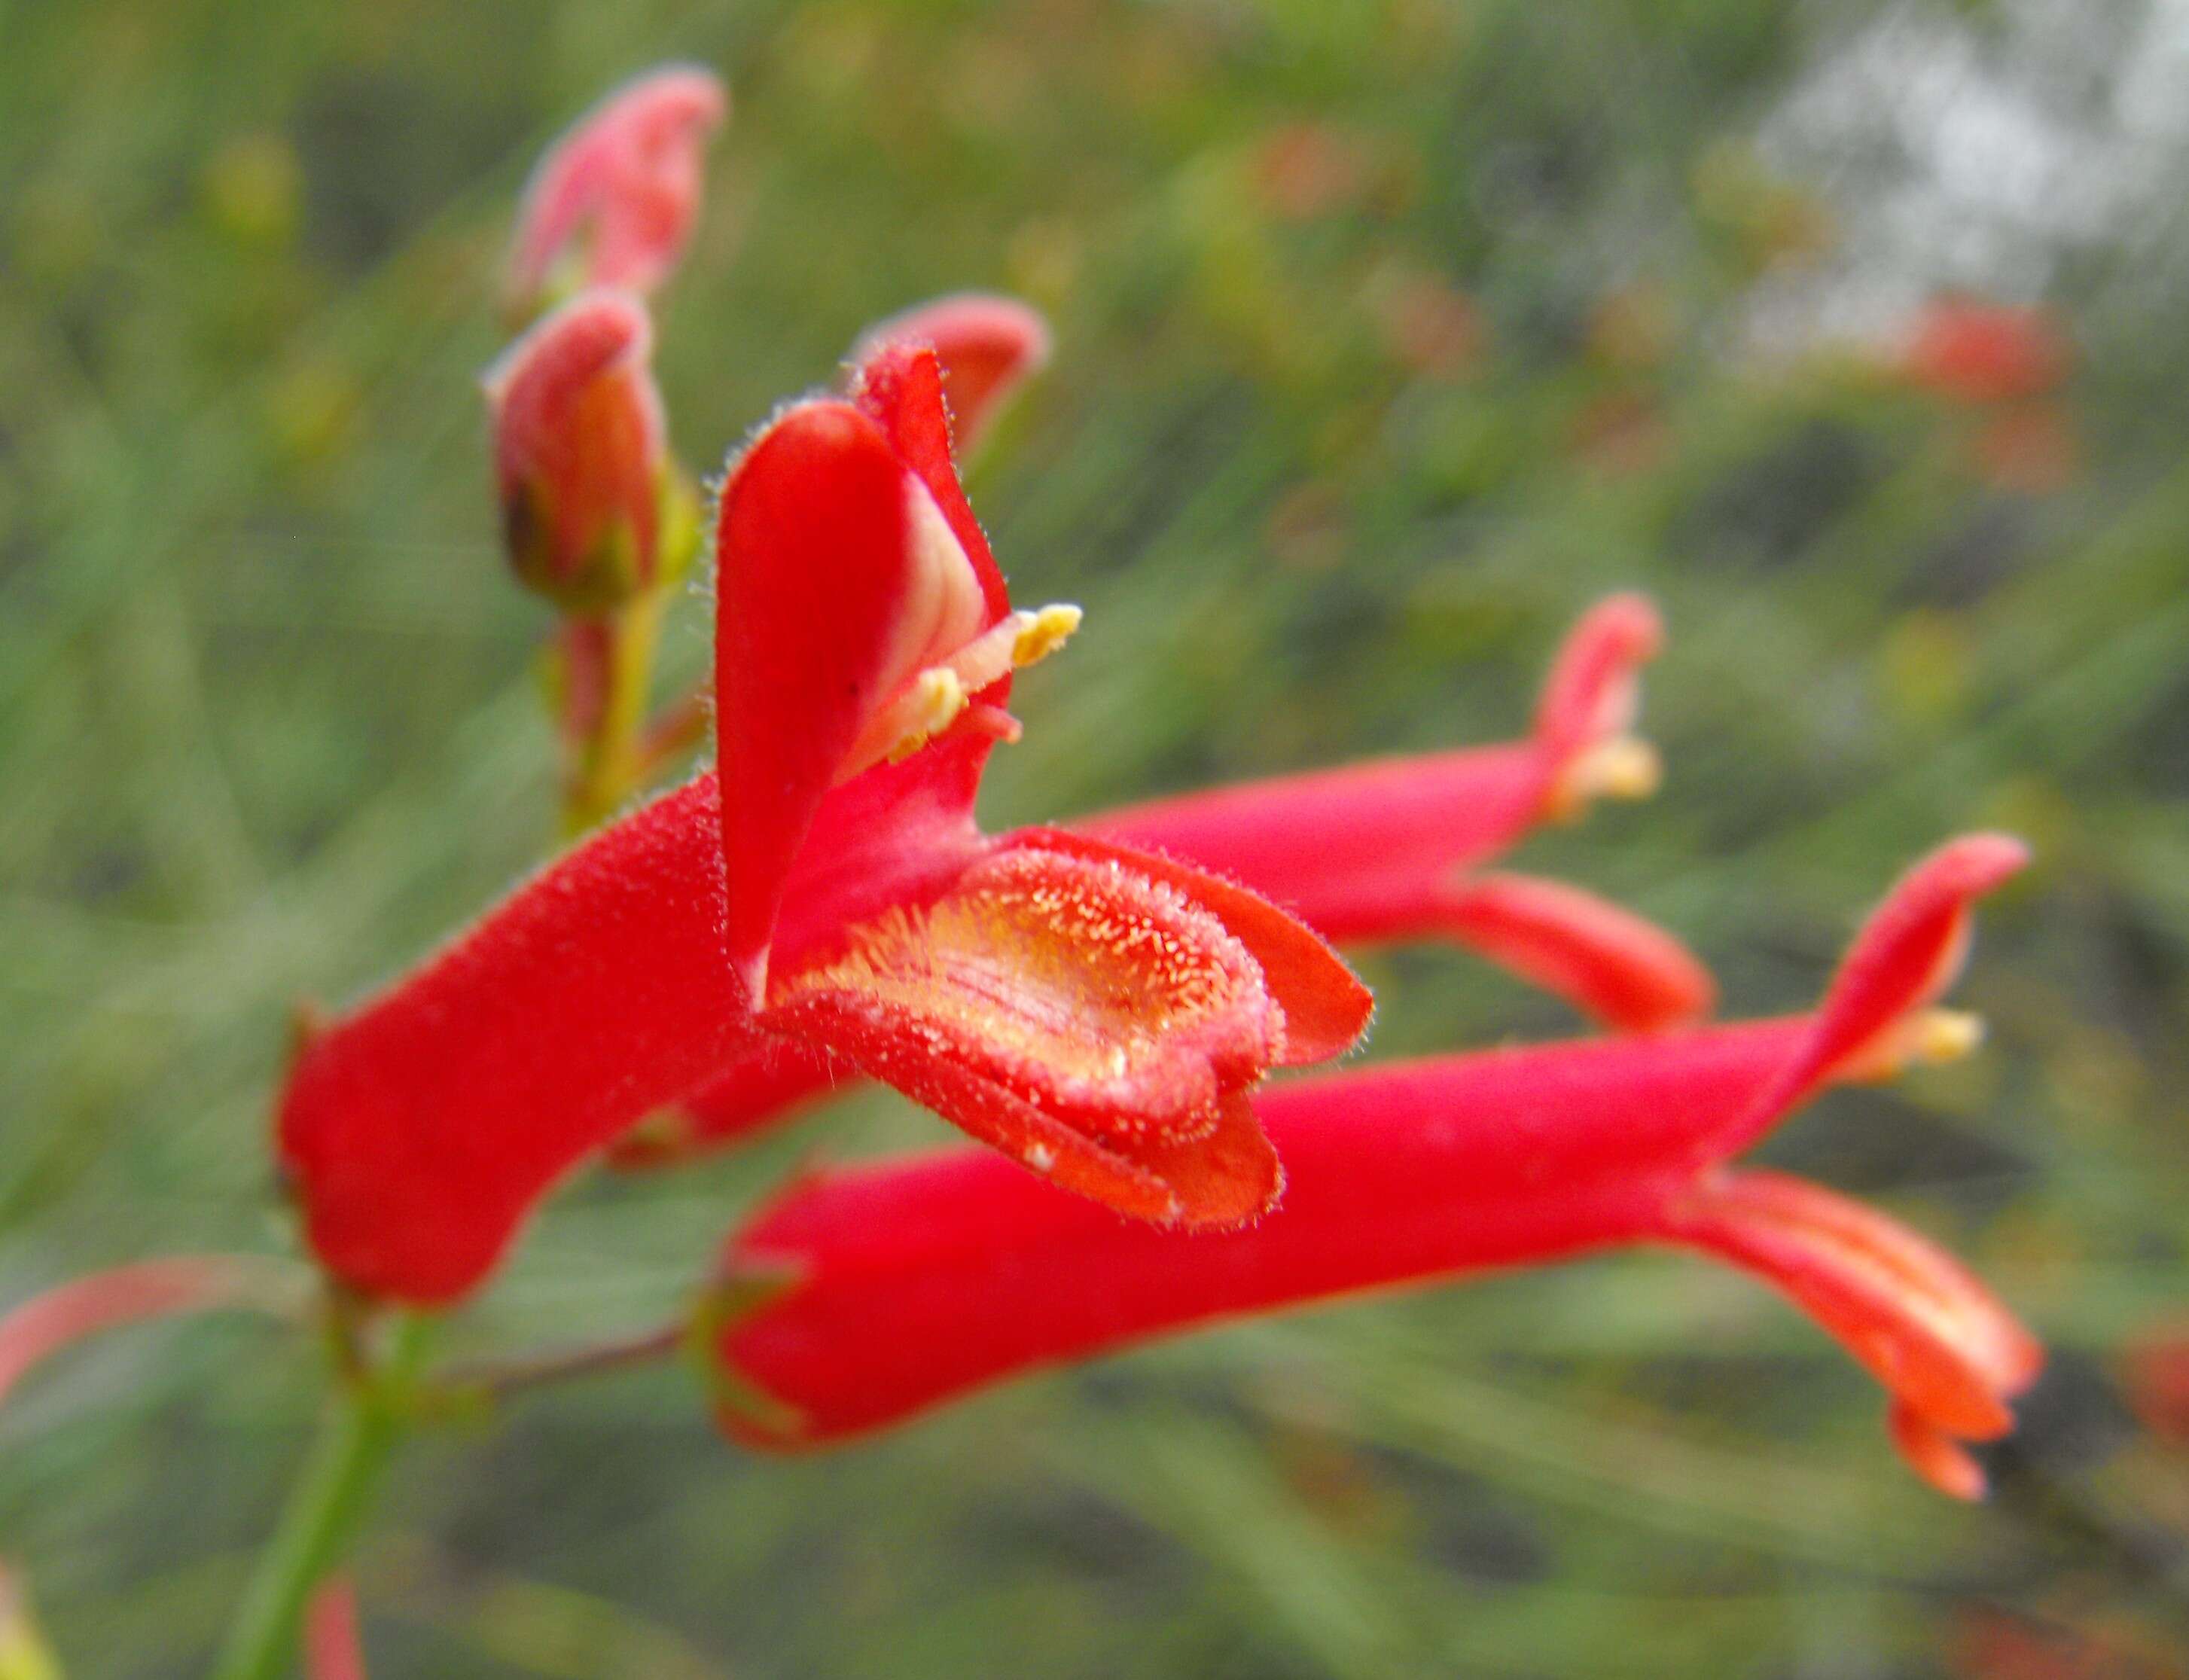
[{"left": 7, "top": 0, "right": 2189, "bottom": 1672}]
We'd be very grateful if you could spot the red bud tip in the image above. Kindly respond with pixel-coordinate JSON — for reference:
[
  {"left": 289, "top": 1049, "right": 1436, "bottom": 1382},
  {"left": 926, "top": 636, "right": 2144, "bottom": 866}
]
[{"left": 507, "top": 65, "right": 727, "bottom": 316}]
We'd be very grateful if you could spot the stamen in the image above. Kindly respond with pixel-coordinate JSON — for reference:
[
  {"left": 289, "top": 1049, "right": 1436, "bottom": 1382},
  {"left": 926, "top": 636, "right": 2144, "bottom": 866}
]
[
  {"left": 836, "top": 604, "right": 1083, "bottom": 782},
  {"left": 1547, "top": 734, "right": 1661, "bottom": 820},
  {"left": 1840, "top": 1007, "right": 1986, "bottom": 1082}
]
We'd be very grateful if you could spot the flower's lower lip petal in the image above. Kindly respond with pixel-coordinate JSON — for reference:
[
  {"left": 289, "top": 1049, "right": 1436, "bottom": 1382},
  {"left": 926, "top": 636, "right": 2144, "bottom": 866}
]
[
  {"left": 1002, "top": 827, "right": 1371, "bottom": 1068},
  {"left": 1887, "top": 1399, "right": 1990, "bottom": 1501},
  {"left": 759, "top": 841, "right": 1293, "bottom": 1204},
  {"left": 1660, "top": 1168, "right": 2034, "bottom": 1443},
  {"left": 753, "top": 1012, "right": 1185, "bottom": 1222},
  {"left": 1422, "top": 870, "right": 1715, "bottom": 1033}
]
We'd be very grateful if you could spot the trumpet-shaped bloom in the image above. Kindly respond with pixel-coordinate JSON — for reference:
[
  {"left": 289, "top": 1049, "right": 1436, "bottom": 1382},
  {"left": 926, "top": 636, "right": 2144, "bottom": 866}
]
[
  {"left": 708, "top": 835, "right": 2037, "bottom": 1496},
  {"left": 850, "top": 294, "right": 1051, "bottom": 456},
  {"left": 506, "top": 65, "right": 728, "bottom": 317},
  {"left": 277, "top": 342, "right": 1370, "bottom": 1306},
  {"left": 615, "top": 593, "right": 1707, "bottom": 1169},
  {"left": 485, "top": 291, "right": 679, "bottom": 609}
]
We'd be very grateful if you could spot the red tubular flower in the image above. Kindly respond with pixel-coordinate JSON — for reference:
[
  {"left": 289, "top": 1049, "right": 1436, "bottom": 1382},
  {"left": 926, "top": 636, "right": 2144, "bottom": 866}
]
[
  {"left": 708, "top": 836, "right": 2037, "bottom": 1496},
  {"left": 505, "top": 65, "right": 727, "bottom": 319},
  {"left": 1900, "top": 299, "right": 2070, "bottom": 405},
  {"left": 485, "top": 291, "right": 683, "bottom": 609},
  {"left": 278, "top": 342, "right": 1370, "bottom": 1306},
  {"left": 849, "top": 293, "right": 1051, "bottom": 456},
  {"left": 617, "top": 593, "right": 1705, "bottom": 1169},
  {"left": 1084, "top": 593, "right": 1667, "bottom": 920}
]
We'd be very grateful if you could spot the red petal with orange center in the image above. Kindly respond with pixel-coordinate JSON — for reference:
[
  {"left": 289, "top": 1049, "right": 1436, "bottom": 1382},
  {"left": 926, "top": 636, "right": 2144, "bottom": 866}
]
[{"left": 760, "top": 840, "right": 1303, "bottom": 1226}]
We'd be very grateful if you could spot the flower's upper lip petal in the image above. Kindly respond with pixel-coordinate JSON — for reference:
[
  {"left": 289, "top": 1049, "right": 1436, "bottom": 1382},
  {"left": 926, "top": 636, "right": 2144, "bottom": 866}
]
[
  {"left": 850, "top": 294, "right": 1051, "bottom": 456},
  {"left": 713, "top": 400, "right": 937, "bottom": 994},
  {"left": 849, "top": 340, "right": 1011, "bottom": 631},
  {"left": 1711, "top": 832, "right": 2028, "bottom": 1156},
  {"left": 1530, "top": 591, "right": 1661, "bottom": 767}
]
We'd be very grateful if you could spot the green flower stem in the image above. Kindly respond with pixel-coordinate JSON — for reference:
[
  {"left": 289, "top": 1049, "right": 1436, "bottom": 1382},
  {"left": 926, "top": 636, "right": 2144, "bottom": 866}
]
[
  {"left": 562, "top": 586, "right": 669, "bottom": 838},
  {"left": 210, "top": 1315, "right": 433, "bottom": 1680}
]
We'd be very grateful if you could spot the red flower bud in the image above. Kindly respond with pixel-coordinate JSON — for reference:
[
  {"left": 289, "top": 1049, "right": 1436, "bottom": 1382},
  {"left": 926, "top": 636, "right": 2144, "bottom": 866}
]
[
  {"left": 708, "top": 837, "right": 2035, "bottom": 1495},
  {"left": 506, "top": 65, "right": 727, "bottom": 318},
  {"left": 485, "top": 291, "right": 678, "bottom": 609},
  {"left": 279, "top": 345, "right": 1368, "bottom": 1305}
]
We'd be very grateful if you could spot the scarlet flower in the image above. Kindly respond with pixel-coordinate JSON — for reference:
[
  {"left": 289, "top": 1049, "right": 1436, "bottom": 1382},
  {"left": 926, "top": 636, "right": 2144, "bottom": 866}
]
[
  {"left": 277, "top": 340, "right": 1371, "bottom": 1306},
  {"left": 707, "top": 835, "right": 2038, "bottom": 1496},
  {"left": 505, "top": 65, "right": 729, "bottom": 319},
  {"left": 485, "top": 290, "right": 688, "bottom": 610},
  {"left": 618, "top": 592, "right": 1707, "bottom": 1167},
  {"left": 850, "top": 293, "right": 1051, "bottom": 456},
  {"left": 1901, "top": 299, "right": 2070, "bottom": 406}
]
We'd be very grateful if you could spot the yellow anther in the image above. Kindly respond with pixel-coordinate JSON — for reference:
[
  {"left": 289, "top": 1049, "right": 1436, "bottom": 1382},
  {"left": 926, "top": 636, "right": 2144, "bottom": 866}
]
[
  {"left": 1012, "top": 604, "right": 1082, "bottom": 667},
  {"left": 1550, "top": 735, "right": 1661, "bottom": 819},
  {"left": 1907, "top": 1008, "right": 1985, "bottom": 1066},
  {"left": 885, "top": 668, "right": 969, "bottom": 763}
]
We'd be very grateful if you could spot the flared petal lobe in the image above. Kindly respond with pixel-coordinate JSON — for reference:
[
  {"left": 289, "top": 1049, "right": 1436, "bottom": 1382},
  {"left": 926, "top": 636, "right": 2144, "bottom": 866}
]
[
  {"left": 1659, "top": 1169, "right": 2041, "bottom": 1494},
  {"left": 507, "top": 65, "right": 727, "bottom": 316},
  {"left": 759, "top": 830, "right": 1367, "bottom": 1227},
  {"left": 1710, "top": 832, "right": 2029, "bottom": 1156},
  {"left": 852, "top": 294, "right": 1052, "bottom": 455},
  {"left": 485, "top": 291, "right": 669, "bottom": 609}
]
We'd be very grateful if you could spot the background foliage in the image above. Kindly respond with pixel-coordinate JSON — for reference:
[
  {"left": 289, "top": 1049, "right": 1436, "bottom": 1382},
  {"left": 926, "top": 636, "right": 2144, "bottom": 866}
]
[{"left": 5, "top": 0, "right": 2189, "bottom": 1672}]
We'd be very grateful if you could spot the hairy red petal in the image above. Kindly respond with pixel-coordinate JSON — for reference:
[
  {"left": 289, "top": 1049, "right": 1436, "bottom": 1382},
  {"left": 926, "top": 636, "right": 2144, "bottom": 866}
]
[
  {"left": 616, "top": 817, "right": 1367, "bottom": 1171},
  {"left": 1660, "top": 1168, "right": 2041, "bottom": 1441},
  {"left": 849, "top": 340, "right": 1011, "bottom": 628},
  {"left": 852, "top": 294, "right": 1051, "bottom": 455},
  {"left": 507, "top": 65, "right": 727, "bottom": 312},
  {"left": 714, "top": 401, "right": 947, "bottom": 995},
  {"left": 279, "top": 775, "right": 751, "bottom": 1304},
  {"left": 1004, "top": 826, "right": 1371, "bottom": 1066},
  {"left": 759, "top": 840, "right": 1300, "bottom": 1226}
]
